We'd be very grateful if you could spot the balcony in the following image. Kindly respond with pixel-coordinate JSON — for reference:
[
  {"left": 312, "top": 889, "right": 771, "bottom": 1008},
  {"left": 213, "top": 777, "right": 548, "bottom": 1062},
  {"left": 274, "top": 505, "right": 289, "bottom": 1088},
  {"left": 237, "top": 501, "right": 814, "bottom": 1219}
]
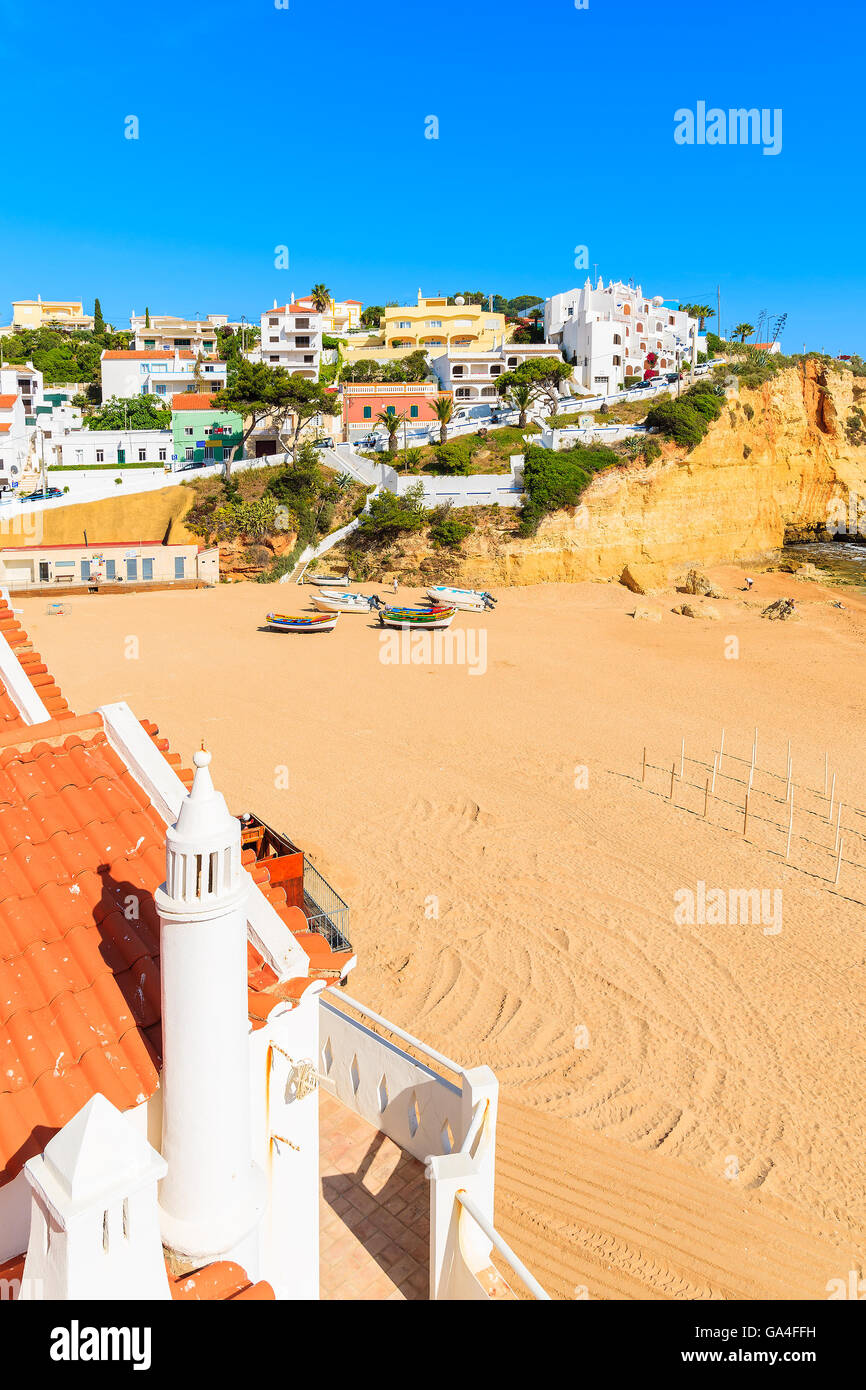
[
  {"left": 240, "top": 812, "right": 352, "bottom": 955},
  {"left": 315, "top": 991, "right": 549, "bottom": 1301}
]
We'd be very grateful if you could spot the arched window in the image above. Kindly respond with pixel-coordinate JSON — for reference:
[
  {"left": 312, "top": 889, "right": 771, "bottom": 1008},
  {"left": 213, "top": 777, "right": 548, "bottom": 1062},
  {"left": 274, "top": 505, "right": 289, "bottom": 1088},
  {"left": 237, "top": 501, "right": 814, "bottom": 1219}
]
[
  {"left": 612, "top": 355, "right": 621, "bottom": 366},
  {"left": 613, "top": 333, "right": 621, "bottom": 345},
  {"left": 637, "top": 322, "right": 644, "bottom": 333},
  {"left": 660, "top": 358, "right": 667, "bottom": 368},
  {"left": 622, "top": 304, "right": 631, "bottom": 315}
]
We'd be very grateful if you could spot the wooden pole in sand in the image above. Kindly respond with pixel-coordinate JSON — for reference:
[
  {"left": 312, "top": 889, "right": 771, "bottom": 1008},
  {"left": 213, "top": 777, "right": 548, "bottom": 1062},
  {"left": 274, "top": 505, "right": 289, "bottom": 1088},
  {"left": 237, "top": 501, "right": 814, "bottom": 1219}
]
[
  {"left": 786, "top": 786, "right": 794, "bottom": 860},
  {"left": 828, "top": 772, "right": 836, "bottom": 825},
  {"left": 680, "top": 737, "right": 685, "bottom": 781},
  {"left": 711, "top": 751, "right": 719, "bottom": 794},
  {"left": 749, "top": 732, "right": 756, "bottom": 792},
  {"left": 786, "top": 754, "right": 793, "bottom": 804},
  {"left": 743, "top": 786, "right": 750, "bottom": 837},
  {"left": 704, "top": 778, "right": 710, "bottom": 818},
  {"left": 642, "top": 746, "right": 647, "bottom": 784},
  {"left": 835, "top": 802, "right": 843, "bottom": 854},
  {"left": 719, "top": 727, "right": 726, "bottom": 776},
  {"left": 669, "top": 761, "right": 677, "bottom": 803},
  {"left": 834, "top": 837, "right": 844, "bottom": 887}
]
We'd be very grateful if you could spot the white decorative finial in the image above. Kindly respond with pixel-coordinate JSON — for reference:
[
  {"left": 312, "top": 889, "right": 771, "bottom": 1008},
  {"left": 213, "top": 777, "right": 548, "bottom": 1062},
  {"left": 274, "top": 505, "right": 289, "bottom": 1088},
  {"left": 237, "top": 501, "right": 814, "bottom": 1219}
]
[{"left": 194, "top": 748, "right": 211, "bottom": 769}]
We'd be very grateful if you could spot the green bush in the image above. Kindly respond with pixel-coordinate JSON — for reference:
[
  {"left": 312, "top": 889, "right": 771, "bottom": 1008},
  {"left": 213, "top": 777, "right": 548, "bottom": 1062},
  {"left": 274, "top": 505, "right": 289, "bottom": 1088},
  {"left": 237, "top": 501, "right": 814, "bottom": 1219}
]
[
  {"left": 743, "top": 403, "right": 755, "bottom": 421},
  {"left": 644, "top": 400, "right": 707, "bottom": 450},
  {"left": 520, "top": 440, "right": 619, "bottom": 535},
  {"left": 428, "top": 509, "right": 475, "bottom": 549},
  {"left": 353, "top": 481, "right": 427, "bottom": 544}
]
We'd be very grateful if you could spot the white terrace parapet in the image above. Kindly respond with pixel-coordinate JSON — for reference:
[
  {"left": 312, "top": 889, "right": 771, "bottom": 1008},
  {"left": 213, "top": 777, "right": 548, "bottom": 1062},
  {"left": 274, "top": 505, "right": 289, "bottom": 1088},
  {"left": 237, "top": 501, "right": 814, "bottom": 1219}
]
[{"left": 319, "top": 990, "right": 519, "bottom": 1300}]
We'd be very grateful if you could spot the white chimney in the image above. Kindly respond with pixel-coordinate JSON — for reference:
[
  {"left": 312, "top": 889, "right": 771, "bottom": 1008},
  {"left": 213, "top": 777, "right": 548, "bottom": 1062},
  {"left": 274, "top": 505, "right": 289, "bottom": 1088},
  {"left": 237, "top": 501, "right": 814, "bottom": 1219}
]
[
  {"left": 20, "top": 1094, "right": 171, "bottom": 1301},
  {"left": 156, "top": 749, "right": 265, "bottom": 1267}
]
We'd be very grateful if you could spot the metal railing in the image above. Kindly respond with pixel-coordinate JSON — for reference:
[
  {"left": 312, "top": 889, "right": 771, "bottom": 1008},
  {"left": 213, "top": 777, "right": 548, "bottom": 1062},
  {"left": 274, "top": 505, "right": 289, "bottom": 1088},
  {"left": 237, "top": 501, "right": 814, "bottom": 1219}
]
[
  {"left": 303, "top": 859, "right": 352, "bottom": 953},
  {"left": 455, "top": 1191, "right": 551, "bottom": 1300}
]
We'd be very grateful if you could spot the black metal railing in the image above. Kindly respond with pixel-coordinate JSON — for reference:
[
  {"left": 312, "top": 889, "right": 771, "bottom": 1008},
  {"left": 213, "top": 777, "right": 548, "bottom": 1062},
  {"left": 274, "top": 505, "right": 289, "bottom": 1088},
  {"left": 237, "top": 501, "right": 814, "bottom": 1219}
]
[{"left": 303, "top": 860, "right": 352, "bottom": 953}]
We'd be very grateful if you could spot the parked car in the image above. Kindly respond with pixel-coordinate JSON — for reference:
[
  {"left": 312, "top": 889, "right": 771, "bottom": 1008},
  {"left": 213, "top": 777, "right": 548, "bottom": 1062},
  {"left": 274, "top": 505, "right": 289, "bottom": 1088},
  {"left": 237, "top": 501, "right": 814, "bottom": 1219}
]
[
  {"left": 313, "top": 436, "right": 335, "bottom": 451},
  {"left": 664, "top": 372, "right": 680, "bottom": 383},
  {"left": 19, "top": 487, "right": 63, "bottom": 501}
]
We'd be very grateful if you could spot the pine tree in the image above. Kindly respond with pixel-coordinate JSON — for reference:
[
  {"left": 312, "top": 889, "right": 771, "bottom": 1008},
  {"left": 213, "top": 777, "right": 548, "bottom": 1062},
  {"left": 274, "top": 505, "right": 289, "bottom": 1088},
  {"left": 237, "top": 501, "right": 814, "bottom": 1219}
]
[
  {"left": 93, "top": 298, "right": 105, "bottom": 335},
  {"left": 145, "top": 306, "right": 150, "bottom": 328}
]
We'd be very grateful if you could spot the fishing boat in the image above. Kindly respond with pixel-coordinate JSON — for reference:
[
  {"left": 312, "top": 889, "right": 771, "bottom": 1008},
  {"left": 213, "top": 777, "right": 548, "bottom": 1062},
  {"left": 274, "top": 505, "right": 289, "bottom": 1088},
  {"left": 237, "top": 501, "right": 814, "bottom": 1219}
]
[
  {"left": 379, "top": 605, "right": 456, "bottom": 630},
  {"left": 311, "top": 592, "right": 383, "bottom": 613},
  {"left": 307, "top": 573, "right": 350, "bottom": 586},
  {"left": 427, "top": 585, "right": 497, "bottom": 611},
  {"left": 265, "top": 612, "right": 339, "bottom": 633}
]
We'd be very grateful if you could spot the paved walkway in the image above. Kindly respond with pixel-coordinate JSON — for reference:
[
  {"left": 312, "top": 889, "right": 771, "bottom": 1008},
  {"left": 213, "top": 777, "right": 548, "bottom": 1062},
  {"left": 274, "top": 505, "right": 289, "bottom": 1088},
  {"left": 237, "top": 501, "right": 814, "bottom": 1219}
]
[{"left": 319, "top": 1092, "right": 429, "bottom": 1300}]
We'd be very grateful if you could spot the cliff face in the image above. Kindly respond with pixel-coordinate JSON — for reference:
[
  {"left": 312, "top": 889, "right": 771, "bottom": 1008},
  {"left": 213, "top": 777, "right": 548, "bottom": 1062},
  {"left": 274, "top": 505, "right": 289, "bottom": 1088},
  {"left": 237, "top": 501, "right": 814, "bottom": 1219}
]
[{"left": 450, "top": 363, "right": 866, "bottom": 587}]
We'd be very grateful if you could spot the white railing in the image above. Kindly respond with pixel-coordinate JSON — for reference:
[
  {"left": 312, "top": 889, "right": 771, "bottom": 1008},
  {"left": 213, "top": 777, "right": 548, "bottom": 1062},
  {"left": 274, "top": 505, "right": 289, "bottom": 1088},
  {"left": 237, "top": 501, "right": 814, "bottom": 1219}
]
[{"left": 455, "top": 1191, "right": 550, "bottom": 1300}]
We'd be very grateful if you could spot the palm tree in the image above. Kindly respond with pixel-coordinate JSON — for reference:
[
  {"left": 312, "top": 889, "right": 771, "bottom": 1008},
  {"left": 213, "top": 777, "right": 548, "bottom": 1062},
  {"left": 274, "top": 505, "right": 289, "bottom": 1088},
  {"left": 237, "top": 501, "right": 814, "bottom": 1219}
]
[
  {"left": 499, "top": 380, "right": 535, "bottom": 428},
  {"left": 376, "top": 408, "right": 405, "bottom": 456},
  {"left": 431, "top": 395, "right": 453, "bottom": 445},
  {"left": 310, "top": 283, "right": 332, "bottom": 313},
  {"left": 732, "top": 322, "right": 755, "bottom": 342},
  {"left": 694, "top": 305, "right": 715, "bottom": 331}
]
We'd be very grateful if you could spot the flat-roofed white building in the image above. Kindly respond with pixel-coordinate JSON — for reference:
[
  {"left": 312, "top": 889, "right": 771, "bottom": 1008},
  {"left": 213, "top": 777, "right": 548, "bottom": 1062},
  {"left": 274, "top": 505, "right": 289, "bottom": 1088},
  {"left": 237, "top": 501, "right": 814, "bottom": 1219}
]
[
  {"left": 100, "top": 349, "right": 227, "bottom": 402},
  {"left": 130, "top": 313, "right": 227, "bottom": 353},
  {"left": 48, "top": 427, "right": 172, "bottom": 468},
  {"left": 292, "top": 295, "right": 362, "bottom": 336},
  {"left": 0, "top": 540, "right": 218, "bottom": 590},
  {"left": 431, "top": 341, "right": 565, "bottom": 405},
  {"left": 544, "top": 278, "right": 703, "bottom": 395},
  {"left": 259, "top": 301, "right": 323, "bottom": 379}
]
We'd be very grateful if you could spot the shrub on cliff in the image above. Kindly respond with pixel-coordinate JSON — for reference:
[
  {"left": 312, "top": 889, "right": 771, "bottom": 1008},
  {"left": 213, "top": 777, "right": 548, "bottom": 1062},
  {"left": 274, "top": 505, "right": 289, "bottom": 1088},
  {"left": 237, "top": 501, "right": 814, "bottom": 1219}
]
[
  {"left": 644, "top": 399, "right": 707, "bottom": 450},
  {"left": 519, "top": 440, "right": 619, "bottom": 535}
]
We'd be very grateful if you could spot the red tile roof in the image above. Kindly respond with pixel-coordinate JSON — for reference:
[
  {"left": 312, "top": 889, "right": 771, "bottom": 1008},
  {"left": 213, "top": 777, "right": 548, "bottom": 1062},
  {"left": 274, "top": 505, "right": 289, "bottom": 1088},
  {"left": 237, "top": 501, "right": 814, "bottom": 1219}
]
[
  {"left": 268, "top": 306, "right": 319, "bottom": 316},
  {"left": 0, "top": 602, "right": 350, "bottom": 1184},
  {"left": 170, "top": 393, "right": 218, "bottom": 410},
  {"left": 0, "top": 395, "right": 17, "bottom": 409},
  {"left": 0, "top": 598, "right": 74, "bottom": 727},
  {"left": 0, "top": 1251, "right": 274, "bottom": 1300},
  {"left": 0, "top": 425, "right": 11, "bottom": 434}
]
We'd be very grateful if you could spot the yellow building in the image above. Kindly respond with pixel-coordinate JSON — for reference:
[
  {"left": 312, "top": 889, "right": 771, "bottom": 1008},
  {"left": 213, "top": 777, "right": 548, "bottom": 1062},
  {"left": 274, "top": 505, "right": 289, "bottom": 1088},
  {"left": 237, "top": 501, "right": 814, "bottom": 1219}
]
[
  {"left": 11, "top": 297, "right": 94, "bottom": 332},
  {"left": 381, "top": 292, "right": 506, "bottom": 353}
]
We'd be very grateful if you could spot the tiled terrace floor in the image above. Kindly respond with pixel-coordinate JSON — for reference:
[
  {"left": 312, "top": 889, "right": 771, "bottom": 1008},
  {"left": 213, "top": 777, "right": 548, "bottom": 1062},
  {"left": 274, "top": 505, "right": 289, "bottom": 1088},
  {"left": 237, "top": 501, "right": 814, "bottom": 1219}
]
[{"left": 319, "top": 1092, "right": 430, "bottom": 1300}]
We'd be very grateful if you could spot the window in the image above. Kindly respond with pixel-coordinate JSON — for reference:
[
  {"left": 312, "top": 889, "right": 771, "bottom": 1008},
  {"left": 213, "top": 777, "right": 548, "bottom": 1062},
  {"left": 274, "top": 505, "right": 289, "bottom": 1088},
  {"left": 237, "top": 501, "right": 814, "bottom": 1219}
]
[
  {"left": 507, "top": 357, "right": 517, "bottom": 367},
  {"left": 144, "top": 339, "right": 155, "bottom": 349},
  {"left": 142, "top": 558, "right": 154, "bottom": 580},
  {"left": 636, "top": 323, "right": 643, "bottom": 332},
  {"left": 398, "top": 321, "right": 411, "bottom": 329},
  {"left": 126, "top": 558, "right": 138, "bottom": 580},
  {"left": 385, "top": 406, "right": 396, "bottom": 416},
  {"left": 185, "top": 447, "right": 194, "bottom": 460},
  {"left": 185, "top": 427, "right": 193, "bottom": 436},
  {"left": 613, "top": 334, "right": 622, "bottom": 345},
  {"left": 410, "top": 405, "right": 419, "bottom": 418},
  {"left": 154, "top": 384, "right": 166, "bottom": 395},
  {"left": 269, "top": 355, "right": 279, "bottom": 362},
  {"left": 362, "top": 406, "right": 372, "bottom": 419},
  {"left": 481, "top": 386, "right": 496, "bottom": 397},
  {"left": 303, "top": 355, "right": 314, "bottom": 364},
  {"left": 456, "top": 387, "right": 470, "bottom": 398},
  {"left": 295, "top": 337, "right": 311, "bottom": 347},
  {"left": 269, "top": 317, "right": 278, "bottom": 326},
  {"left": 118, "top": 449, "right": 125, "bottom": 464},
  {"left": 490, "top": 365, "right": 502, "bottom": 376},
  {"left": 105, "top": 559, "right": 116, "bottom": 580},
  {"left": 175, "top": 556, "right": 185, "bottom": 579},
  {"left": 204, "top": 447, "right": 214, "bottom": 460},
  {"left": 96, "top": 449, "right": 104, "bottom": 463},
  {"left": 138, "top": 449, "right": 146, "bottom": 462},
  {"left": 159, "top": 448, "right": 166, "bottom": 461},
  {"left": 612, "top": 355, "right": 621, "bottom": 366},
  {"left": 452, "top": 366, "right": 464, "bottom": 377},
  {"left": 81, "top": 560, "right": 91, "bottom": 581},
  {"left": 426, "top": 320, "right": 442, "bottom": 328},
  {"left": 269, "top": 336, "right": 279, "bottom": 343},
  {"left": 295, "top": 318, "right": 309, "bottom": 329}
]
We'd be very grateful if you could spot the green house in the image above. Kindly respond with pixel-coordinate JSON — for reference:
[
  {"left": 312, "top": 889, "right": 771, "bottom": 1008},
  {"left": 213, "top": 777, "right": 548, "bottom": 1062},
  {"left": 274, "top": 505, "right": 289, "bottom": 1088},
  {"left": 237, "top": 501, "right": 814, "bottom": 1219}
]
[{"left": 170, "top": 392, "right": 243, "bottom": 467}]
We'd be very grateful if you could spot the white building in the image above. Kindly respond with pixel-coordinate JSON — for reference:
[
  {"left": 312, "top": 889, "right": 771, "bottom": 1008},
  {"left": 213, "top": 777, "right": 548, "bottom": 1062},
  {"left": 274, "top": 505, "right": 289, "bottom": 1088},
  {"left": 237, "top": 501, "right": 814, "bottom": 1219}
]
[
  {"left": 544, "top": 278, "right": 703, "bottom": 395},
  {"left": 292, "top": 295, "right": 362, "bottom": 336},
  {"left": 130, "top": 313, "right": 227, "bottom": 354},
  {"left": 259, "top": 301, "right": 323, "bottom": 379},
  {"left": 48, "top": 426, "right": 172, "bottom": 468},
  {"left": 101, "top": 349, "right": 228, "bottom": 402},
  {"left": 431, "top": 341, "right": 565, "bottom": 406}
]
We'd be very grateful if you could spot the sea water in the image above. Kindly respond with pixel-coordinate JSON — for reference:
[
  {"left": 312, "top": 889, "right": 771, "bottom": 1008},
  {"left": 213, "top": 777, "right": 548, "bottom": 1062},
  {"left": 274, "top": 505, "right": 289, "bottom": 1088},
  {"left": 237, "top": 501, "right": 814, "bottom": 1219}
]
[{"left": 783, "top": 541, "right": 866, "bottom": 590}]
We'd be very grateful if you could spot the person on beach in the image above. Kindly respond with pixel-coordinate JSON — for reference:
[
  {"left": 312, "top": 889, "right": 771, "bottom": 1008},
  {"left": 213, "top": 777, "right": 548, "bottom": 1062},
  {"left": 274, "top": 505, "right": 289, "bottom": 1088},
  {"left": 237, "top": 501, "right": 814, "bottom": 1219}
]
[{"left": 745, "top": 577, "right": 754, "bottom": 591}]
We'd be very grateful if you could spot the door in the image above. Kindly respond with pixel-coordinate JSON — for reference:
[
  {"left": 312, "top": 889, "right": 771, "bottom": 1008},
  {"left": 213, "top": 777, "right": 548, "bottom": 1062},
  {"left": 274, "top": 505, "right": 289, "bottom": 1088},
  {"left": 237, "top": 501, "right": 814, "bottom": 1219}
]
[
  {"left": 142, "top": 558, "right": 154, "bottom": 580},
  {"left": 126, "top": 558, "right": 138, "bottom": 581},
  {"left": 81, "top": 560, "right": 90, "bottom": 582},
  {"left": 255, "top": 439, "right": 277, "bottom": 457},
  {"left": 174, "top": 556, "right": 185, "bottom": 579},
  {"left": 38, "top": 561, "right": 49, "bottom": 582}
]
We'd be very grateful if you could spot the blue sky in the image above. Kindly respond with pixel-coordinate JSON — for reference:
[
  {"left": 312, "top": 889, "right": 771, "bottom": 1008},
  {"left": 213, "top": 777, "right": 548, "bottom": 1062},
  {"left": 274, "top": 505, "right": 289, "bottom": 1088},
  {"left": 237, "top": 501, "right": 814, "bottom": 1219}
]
[{"left": 1, "top": 0, "right": 860, "bottom": 351}]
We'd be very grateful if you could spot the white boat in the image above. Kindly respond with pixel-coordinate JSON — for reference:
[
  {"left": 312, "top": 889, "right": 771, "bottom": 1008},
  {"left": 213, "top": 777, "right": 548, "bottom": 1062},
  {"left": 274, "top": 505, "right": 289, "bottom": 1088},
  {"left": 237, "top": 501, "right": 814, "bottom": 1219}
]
[
  {"left": 309, "top": 574, "right": 350, "bottom": 586},
  {"left": 426, "top": 585, "right": 496, "bottom": 612},
  {"left": 311, "top": 592, "right": 382, "bottom": 613}
]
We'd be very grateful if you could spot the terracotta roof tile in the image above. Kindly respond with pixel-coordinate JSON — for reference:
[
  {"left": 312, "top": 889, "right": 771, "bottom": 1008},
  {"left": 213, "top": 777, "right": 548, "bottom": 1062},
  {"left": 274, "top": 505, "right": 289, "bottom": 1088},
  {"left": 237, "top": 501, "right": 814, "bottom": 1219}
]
[{"left": 170, "top": 1260, "right": 275, "bottom": 1300}]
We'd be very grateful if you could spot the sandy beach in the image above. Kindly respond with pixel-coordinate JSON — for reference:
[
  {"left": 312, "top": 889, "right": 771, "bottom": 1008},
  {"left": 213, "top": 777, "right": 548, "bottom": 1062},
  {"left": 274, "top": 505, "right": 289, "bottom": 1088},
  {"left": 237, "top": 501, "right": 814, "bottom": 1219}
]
[{"left": 21, "top": 567, "right": 866, "bottom": 1299}]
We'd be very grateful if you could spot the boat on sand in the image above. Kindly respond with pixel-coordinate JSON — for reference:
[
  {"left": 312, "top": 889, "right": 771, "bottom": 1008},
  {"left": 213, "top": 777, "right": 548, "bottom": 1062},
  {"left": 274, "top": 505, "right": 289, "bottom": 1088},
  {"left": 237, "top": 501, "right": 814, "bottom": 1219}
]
[
  {"left": 265, "top": 612, "right": 340, "bottom": 633},
  {"left": 311, "top": 592, "right": 384, "bottom": 613},
  {"left": 426, "top": 586, "right": 496, "bottom": 612},
  {"left": 379, "top": 605, "right": 456, "bottom": 630}
]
